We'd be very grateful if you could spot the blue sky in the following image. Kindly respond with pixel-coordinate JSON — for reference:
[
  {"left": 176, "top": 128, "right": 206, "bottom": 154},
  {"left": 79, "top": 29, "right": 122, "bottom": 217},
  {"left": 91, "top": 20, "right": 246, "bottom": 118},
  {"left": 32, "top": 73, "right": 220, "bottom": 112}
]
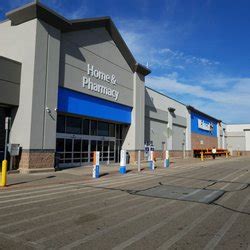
[{"left": 1, "top": 0, "right": 250, "bottom": 123}]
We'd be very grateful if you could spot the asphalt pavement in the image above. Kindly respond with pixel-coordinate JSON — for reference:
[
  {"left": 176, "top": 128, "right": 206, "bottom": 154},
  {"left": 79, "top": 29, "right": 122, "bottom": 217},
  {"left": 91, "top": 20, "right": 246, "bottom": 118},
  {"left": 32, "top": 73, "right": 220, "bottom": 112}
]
[{"left": 0, "top": 156, "right": 249, "bottom": 249}]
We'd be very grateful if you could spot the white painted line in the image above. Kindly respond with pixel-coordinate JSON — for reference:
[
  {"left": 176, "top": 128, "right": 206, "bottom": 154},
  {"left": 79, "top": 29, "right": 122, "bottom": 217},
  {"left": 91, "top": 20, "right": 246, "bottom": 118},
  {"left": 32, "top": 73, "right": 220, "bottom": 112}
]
[
  {"left": 203, "top": 195, "right": 250, "bottom": 250},
  {"left": 156, "top": 171, "right": 249, "bottom": 250},
  {"left": 0, "top": 172, "right": 151, "bottom": 195},
  {"left": 0, "top": 174, "right": 155, "bottom": 205},
  {"left": 0, "top": 231, "right": 43, "bottom": 249},
  {"left": 13, "top": 192, "right": 133, "bottom": 237},
  {"left": 0, "top": 188, "right": 118, "bottom": 219},
  {"left": 0, "top": 184, "right": 83, "bottom": 199},
  {"left": 59, "top": 201, "right": 173, "bottom": 250},
  {"left": 110, "top": 169, "right": 247, "bottom": 250},
  {"left": 0, "top": 174, "right": 160, "bottom": 210},
  {"left": 112, "top": 203, "right": 197, "bottom": 250},
  {"left": 36, "top": 197, "right": 158, "bottom": 244},
  {"left": 0, "top": 175, "right": 161, "bottom": 229}
]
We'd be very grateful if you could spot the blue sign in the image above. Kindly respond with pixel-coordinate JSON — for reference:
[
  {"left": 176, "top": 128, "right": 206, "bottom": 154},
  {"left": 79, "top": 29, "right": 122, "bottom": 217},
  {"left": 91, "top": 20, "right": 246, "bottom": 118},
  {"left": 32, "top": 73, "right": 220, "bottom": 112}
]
[{"left": 191, "top": 112, "right": 217, "bottom": 137}]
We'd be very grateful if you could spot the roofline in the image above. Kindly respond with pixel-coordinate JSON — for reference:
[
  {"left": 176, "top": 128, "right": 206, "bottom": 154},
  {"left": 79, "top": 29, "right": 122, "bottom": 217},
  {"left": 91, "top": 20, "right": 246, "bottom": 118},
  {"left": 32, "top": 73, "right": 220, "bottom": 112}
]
[
  {"left": 6, "top": 1, "right": 151, "bottom": 76},
  {"left": 0, "top": 55, "right": 22, "bottom": 66},
  {"left": 187, "top": 105, "right": 221, "bottom": 122},
  {"left": 145, "top": 86, "right": 187, "bottom": 107},
  {"left": 226, "top": 123, "right": 250, "bottom": 125}
]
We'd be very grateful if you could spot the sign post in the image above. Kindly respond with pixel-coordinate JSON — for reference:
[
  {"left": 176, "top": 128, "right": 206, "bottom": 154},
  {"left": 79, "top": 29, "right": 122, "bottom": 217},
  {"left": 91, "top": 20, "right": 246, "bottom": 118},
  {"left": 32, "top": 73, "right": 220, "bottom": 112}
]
[
  {"left": 119, "top": 149, "right": 126, "bottom": 174},
  {"left": 1, "top": 117, "right": 11, "bottom": 187},
  {"left": 92, "top": 151, "right": 100, "bottom": 178}
]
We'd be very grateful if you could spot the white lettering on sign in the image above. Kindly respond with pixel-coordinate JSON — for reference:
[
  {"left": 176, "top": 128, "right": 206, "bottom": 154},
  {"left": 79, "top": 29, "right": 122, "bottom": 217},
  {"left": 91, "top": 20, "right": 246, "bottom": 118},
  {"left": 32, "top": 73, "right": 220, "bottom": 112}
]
[
  {"left": 82, "top": 64, "right": 119, "bottom": 101},
  {"left": 87, "top": 64, "right": 117, "bottom": 85},
  {"left": 82, "top": 77, "right": 119, "bottom": 100},
  {"left": 198, "top": 119, "right": 213, "bottom": 132}
]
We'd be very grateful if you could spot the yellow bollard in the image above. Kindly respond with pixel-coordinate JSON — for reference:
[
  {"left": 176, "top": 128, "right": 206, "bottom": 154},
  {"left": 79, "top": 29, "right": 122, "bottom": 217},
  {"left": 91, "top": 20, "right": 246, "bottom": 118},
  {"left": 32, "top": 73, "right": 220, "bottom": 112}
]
[
  {"left": 0, "top": 160, "right": 7, "bottom": 187},
  {"left": 201, "top": 151, "right": 204, "bottom": 161},
  {"left": 226, "top": 151, "right": 228, "bottom": 158}
]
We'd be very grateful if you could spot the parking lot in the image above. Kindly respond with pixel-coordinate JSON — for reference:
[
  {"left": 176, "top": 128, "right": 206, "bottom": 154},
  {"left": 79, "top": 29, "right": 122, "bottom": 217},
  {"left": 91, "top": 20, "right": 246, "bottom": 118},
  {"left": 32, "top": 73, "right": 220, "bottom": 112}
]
[{"left": 0, "top": 157, "right": 249, "bottom": 249}]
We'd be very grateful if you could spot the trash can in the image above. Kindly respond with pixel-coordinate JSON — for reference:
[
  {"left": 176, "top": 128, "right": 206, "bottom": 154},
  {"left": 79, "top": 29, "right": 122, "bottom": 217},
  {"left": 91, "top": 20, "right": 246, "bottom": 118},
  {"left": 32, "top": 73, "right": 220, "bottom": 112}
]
[{"left": 126, "top": 152, "right": 130, "bottom": 164}]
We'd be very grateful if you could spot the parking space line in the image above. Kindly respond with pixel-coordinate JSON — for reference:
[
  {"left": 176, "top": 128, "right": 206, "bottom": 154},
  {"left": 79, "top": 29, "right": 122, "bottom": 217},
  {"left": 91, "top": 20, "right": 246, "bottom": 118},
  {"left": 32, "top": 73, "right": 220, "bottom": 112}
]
[
  {"left": 203, "top": 195, "right": 250, "bottom": 250},
  {"left": 110, "top": 169, "right": 247, "bottom": 249},
  {"left": 0, "top": 174, "right": 156, "bottom": 205},
  {"left": 112, "top": 203, "right": 197, "bottom": 250},
  {"left": 156, "top": 171, "right": 249, "bottom": 250},
  {"left": 59, "top": 201, "right": 175, "bottom": 250}
]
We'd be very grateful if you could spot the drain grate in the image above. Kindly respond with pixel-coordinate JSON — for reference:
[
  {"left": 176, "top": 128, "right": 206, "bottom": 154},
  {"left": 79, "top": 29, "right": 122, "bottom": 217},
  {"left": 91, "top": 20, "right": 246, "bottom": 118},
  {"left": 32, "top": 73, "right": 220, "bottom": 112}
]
[{"left": 135, "top": 185, "right": 224, "bottom": 204}]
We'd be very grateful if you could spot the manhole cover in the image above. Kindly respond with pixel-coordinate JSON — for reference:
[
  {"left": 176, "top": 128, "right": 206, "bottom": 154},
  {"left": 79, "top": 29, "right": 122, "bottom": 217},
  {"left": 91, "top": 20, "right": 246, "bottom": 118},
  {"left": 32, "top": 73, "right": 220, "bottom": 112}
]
[{"left": 135, "top": 185, "right": 224, "bottom": 204}]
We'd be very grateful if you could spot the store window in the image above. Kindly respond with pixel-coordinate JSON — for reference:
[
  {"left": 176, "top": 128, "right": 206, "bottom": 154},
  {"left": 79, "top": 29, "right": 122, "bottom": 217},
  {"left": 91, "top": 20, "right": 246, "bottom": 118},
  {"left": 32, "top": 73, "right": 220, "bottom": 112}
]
[
  {"left": 82, "top": 119, "right": 90, "bottom": 135},
  {"left": 66, "top": 116, "right": 82, "bottom": 134},
  {"left": 91, "top": 120, "right": 97, "bottom": 135},
  {"left": 98, "top": 121, "right": 109, "bottom": 136},
  {"left": 109, "top": 123, "right": 115, "bottom": 137},
  {"left": 57, "top": 115, "right": 65, "bottom": 133}
]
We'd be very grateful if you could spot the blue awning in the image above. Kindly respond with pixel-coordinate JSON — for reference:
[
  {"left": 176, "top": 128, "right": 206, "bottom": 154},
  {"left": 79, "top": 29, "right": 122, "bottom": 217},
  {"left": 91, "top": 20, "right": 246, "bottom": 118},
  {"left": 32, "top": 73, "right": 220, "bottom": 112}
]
[{"left": 58, "top": 87, "right": 132, "bottom": 124}]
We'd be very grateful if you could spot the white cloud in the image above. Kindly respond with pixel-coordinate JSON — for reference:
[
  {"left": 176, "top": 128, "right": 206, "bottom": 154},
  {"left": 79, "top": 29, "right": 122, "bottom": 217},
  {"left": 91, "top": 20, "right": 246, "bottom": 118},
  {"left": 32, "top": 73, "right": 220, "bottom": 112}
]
[
  {"left": 146, "top": 74, "right": 250, "bottom": 122},
  {"left": 117, "top": 17, "right": 250, "bottom": 123}
]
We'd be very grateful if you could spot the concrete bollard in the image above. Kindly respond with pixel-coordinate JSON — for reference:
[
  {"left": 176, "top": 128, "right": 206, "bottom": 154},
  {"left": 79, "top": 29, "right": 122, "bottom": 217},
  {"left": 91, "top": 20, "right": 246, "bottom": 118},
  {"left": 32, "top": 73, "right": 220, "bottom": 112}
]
[
  {"left": 0, "top": 160, "right": 7, "bottom": 187},
  {"left": 119, "top": 149, "right": 126, "bottom": 174},
  {"left": 164, "top": 150, "right": 170, "bottom": 168},
  {"left": 149, "top": 150, "right": 155, "bottom": 170},
  {"left": 92, "top": 151, "right": 100, "bottom": 178}
]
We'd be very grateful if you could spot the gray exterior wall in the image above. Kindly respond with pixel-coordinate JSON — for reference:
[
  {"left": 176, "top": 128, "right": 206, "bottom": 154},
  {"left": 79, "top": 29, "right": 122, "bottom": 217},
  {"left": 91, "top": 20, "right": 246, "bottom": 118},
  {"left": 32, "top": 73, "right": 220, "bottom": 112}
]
[
  {"left": 225, "top": 124, "right": 250, "bottom": 152},
  {"left": 172, "top": 124, "right": 186, "bottom": 150},
  {"left": 59, "top": 28, "right": 134, "bottom": 107},
  {"left": 30, "top": 20, "right": 60, "bottom": 150},
  {"left": 0, "top": 19, "right": 37, "bottom": 149},
  {"left": 0, "top": 56, "right": 21, "bottom": 106},
  {"left": 145, "top": 87, "right": 191, "bottom": 151},
  {"left": 123, "top": 73, "right": 145, "bottom": 150},
  {"left": 0, "top": 19, "right": 60, "bottom": 150},
  {"left": 145, "top": 117, "right": 168, "bottom": 150},
  {"left": 226, "top": 132, "right": 245, "bottom": 151}
]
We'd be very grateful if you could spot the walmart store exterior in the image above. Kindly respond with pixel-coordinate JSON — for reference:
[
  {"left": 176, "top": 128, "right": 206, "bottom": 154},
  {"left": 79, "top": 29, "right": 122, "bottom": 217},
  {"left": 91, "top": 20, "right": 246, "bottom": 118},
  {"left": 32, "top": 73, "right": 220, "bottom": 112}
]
[{"left": 0, "top": 2, "right": 225, "bottom": 173}]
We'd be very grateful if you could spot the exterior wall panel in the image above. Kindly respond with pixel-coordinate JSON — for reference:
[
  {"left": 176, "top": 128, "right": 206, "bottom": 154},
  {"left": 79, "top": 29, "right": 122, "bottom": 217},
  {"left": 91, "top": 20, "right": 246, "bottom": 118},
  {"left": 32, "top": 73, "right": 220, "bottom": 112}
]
[
  {"left": 172, "top": 125, "right": 186, "bottom": 150},
  {"left": 59, "top": 28, "right": 134, "bottom": 107}
]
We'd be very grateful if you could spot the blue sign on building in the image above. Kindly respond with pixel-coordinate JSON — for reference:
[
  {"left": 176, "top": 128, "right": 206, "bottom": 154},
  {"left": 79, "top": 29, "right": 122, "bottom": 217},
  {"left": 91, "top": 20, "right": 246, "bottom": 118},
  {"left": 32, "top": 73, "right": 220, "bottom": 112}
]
[{"left": 191, "top": 111, "right": 218, "bottom": 137}]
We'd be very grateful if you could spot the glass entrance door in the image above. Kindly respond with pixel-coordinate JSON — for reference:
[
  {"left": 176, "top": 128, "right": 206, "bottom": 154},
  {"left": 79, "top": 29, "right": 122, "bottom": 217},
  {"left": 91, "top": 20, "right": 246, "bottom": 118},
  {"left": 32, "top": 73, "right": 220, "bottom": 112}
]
[{"left": 56, "top": 135, "right": 116, "bottom": 168}]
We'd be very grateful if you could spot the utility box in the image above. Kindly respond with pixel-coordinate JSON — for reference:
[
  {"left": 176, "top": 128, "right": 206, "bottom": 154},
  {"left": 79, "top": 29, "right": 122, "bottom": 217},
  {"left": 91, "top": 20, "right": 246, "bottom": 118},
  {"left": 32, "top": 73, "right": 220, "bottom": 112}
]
[{"left": 7, "top": 144, "right": 20, "bottom": 156}]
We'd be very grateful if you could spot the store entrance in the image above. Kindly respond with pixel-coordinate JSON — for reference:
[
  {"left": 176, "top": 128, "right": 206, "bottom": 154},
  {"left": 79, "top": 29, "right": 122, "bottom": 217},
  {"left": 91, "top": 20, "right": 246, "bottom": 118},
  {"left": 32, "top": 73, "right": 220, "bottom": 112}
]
[
  {"left": 56, "top": 135, "right": 116, "bottom": 167},
  {"left": 56, "top": 114, "right": 125, "bottom": 168}
]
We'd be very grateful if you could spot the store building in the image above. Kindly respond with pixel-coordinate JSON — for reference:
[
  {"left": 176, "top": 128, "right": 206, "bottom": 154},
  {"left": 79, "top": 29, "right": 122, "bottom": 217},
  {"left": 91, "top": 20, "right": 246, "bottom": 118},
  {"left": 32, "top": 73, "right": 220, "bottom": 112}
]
[
  {"left": 145, "top": 87, "right": 191, "bottom": 158},
  {"left": 187, "top": 106, "right": 220, "bottom": 150},
  {"left": 225, "top": 124, "right": 250, "bottom": 156},
  {"left": 1, "top": 2, "right": 245, "bottom": 173},
  {"left": 0, "top": 2, "right": 150, "bottom": 172}
]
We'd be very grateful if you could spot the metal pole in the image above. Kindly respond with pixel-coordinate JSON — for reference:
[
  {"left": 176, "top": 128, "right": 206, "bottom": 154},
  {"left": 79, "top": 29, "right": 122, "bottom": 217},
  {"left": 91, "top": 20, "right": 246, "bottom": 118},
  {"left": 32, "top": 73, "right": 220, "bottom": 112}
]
[
  {"left": 4, "top": 117, "right": 9, "bottom": 160},
  {"left": 137, "top": 150, "right": 141, "bottom": 172}
]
